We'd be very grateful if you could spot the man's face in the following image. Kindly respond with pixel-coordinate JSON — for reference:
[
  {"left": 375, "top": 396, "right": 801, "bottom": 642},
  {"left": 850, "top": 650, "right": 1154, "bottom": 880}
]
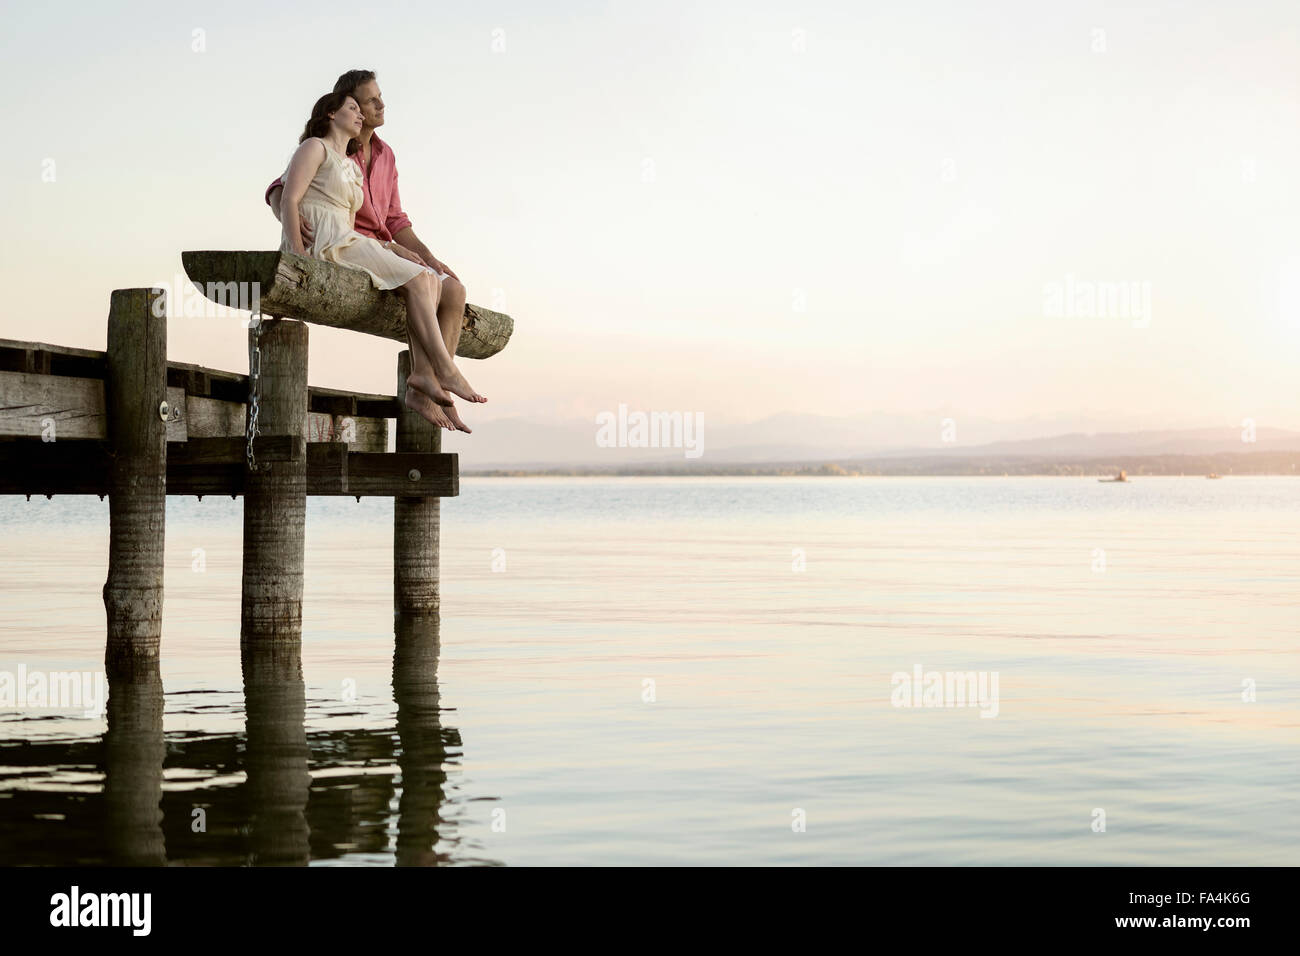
[{"left": 352, "top": 80, "right": 385, "bottom": 128}]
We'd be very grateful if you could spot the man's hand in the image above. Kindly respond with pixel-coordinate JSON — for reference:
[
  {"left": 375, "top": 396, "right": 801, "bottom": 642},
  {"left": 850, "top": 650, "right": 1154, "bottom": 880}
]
[
  {"left": 269, "top": 185, "right": 314, "bottom": 248},
  {"left": 392, "top": 227, "right": 457, "bottom": 280},
  {"left": 387, "top": 242, "right": 429, "bottom": 267},
  {"left": 429, "top": 257, "right": 458, "bottom": 280}
]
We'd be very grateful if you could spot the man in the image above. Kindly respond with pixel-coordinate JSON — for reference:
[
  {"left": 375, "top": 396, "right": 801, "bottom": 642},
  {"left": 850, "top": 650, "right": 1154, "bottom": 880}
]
[{"left": 267, "top": 69, "right": 469, "bottom": 363}]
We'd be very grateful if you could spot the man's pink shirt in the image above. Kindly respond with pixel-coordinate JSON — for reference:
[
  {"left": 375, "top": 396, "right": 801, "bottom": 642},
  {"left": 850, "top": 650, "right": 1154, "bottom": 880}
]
[{"left": 266, "top": 132, "right": 413, "bottom": 242}]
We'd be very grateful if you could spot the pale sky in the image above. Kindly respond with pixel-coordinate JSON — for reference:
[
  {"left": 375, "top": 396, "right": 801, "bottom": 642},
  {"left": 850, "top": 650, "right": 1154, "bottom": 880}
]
[{"left": 2, "top": 0, "right": 1297, "bottom": 440}]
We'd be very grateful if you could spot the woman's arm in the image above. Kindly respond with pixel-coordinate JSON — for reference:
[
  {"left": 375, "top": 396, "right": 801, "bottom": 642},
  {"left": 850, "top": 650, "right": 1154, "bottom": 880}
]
[{"left": 280, "top": 139, "right": 326, "bottom": 256}]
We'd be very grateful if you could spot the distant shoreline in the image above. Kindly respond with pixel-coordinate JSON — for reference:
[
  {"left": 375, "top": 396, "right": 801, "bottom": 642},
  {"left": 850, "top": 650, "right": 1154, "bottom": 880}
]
[{"left": 463, "top": 450, "right": 1300, "bottom": 478}]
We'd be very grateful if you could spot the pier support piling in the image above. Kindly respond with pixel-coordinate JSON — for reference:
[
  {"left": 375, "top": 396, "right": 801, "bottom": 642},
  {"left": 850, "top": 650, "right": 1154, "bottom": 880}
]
[
  {"left": 103, "top": 288, "right": 168, "bottom": 674},
  {"left": 241, "top": 318, "right": 309, "bottom": 646},
  {"left": 394, "top": 349, "right": 441, "bottom": 617}
]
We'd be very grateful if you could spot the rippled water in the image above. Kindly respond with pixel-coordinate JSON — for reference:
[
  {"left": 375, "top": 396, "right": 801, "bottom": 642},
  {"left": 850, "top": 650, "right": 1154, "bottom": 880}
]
[{"left": 1, "top": 476, "right": 1297, "bottom": 865}]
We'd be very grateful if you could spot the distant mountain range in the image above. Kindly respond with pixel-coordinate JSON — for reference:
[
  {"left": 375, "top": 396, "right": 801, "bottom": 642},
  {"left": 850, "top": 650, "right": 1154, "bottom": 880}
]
[{"left": 438, "top": 415, "right": 1300, "bottom": 474}]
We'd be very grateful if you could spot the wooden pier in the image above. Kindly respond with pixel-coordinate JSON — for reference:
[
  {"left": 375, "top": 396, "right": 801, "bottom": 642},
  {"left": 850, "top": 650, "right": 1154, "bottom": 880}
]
[{"left": 0, "top": 251, "right": 514, "bottom": 677}]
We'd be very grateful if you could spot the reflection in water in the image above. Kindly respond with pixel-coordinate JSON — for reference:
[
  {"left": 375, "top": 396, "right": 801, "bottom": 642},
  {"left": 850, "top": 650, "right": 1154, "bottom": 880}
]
[
  {"left": 0, "top": 615, "right": 496, "bottom": 866},
  {"left": 104, "top": 664, "right": 165, "bottom": 866},
  {"left": 393, "top": 614, "right": 456, "bottom": 866},
  {"left": 241, "top": 645, "right": 310, "bottom": 866}
]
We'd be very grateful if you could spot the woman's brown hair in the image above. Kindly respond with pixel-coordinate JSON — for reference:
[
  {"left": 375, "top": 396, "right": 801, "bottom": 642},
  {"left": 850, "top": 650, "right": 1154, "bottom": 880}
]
[{"left": 299, "top": 91, "right": 360, "bottom": 156}]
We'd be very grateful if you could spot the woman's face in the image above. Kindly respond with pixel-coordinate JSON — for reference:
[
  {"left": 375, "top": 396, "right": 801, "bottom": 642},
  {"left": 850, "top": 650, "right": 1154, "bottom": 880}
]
[{"left": 327, "top": 97, "right": 364, "bottom": 137}]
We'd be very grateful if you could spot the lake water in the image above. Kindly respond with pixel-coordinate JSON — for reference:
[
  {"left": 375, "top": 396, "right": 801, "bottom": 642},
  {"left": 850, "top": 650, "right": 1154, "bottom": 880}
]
[{"left": 1, "top": 476, "right": 1297, "bottom": 865}]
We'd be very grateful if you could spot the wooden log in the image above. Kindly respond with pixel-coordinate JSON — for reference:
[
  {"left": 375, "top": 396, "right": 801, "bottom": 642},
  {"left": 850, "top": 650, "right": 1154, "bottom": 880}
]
[
  {"left": 103, "top": 288, "right": 168, "bottom": 673},
  {"left": 181, "top": 250, "right": 513, "bottom": 359},
  {"left": 241, "top": 319, "right": 308, "bottom": 646},
  {"left": 394, "top": 350, "right": 442, "bottom": 616}
]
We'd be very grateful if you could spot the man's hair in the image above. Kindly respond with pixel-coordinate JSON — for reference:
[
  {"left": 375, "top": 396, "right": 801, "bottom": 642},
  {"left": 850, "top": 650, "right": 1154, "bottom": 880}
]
[{"left": 333, "top": 70, "right": 377, "bottom": 99}]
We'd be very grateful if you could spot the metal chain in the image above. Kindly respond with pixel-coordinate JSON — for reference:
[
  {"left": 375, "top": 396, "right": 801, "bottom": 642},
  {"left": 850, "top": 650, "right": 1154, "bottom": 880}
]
[{"left": 247, "top": 314, "right": 263, "bottom": 472}]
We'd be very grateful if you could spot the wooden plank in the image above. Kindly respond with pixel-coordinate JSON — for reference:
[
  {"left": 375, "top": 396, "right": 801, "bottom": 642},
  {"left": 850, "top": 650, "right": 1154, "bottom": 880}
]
[
  {"left": 345, "top": 451, "right": 458, "bottom": 497},
  {"left": 0, "top": 440, "right": 113, "bottom": 495},
  {"left": 0, "top": 336, "right": 105, "bottom": 360},
  {"left": 168, "top": 435, "right": 304, "bottom": 465},
  {"left": 181, "top": 250, "right": 513, "bottom": 359},
  {"left": 307, "top": 441, "right": 348, "bottom": 494},
  {"left": 184, "top": 394, "right": 247, "bottom": 438},
  {"left": 0, "top": 372, "right": 185, "bottom": 440},
  {"left": 0, "top": 370, "right": 105, "bottom": 439},
  {"left": 308, "top": 385, "right": 399, "bottom": 419},
  {"left": 0, "top": 337, "right": 106, "bottom": 380},
  {"left": 0, "top": 441, "right": 457, "bottom": 498}
]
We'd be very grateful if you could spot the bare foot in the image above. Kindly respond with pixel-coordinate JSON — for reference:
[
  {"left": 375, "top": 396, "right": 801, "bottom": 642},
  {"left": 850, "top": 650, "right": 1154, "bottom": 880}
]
[
  {"left": 442, "top": 403, "right": 472, "bottom": 434},
  {"left": 433, "top": 359, "right": 487, "bottom": 403},
  {"left": 406, "top": 371, "right": 455, "bottom": 407},
  {"left": 404, "top": 387, "right": 456, "bottom": 430}
]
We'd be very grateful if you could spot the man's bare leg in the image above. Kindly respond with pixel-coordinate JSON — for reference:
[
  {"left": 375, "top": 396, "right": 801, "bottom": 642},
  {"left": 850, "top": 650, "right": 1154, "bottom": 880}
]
[
  {"left": 435, "top": 275, "right": 468, "bottom": 360},
  {"left": 403, "top": 384, "right": 456, "bottom": 430},
  {"left": 399, "top": 274, "right": 480, "bottom": 431},
  {"left": 421, "top": 273, "right": 488, "bottom": 403}
]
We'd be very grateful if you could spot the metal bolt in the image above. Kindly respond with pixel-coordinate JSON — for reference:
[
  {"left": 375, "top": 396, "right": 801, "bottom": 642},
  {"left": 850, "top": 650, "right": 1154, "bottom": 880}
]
[{"left": 407, "top": 468, "right": 421, "bottom": 481}]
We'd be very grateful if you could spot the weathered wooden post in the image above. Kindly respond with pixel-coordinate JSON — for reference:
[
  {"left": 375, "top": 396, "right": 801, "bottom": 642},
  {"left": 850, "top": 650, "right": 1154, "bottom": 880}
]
[
  {"left": 103, "top": 287, "right": 168, "bottom": 676},
  {"left": 241, "top": 318, "right": 309, "bottom": 647},
  {"left": 394, "top": 349, "right": 441, "bottom": 617}
]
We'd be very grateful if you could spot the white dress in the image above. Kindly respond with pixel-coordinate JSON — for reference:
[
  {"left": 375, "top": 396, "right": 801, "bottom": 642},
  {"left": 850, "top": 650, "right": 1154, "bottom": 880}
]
[{"left": 279, "top": 139, "right": 434, "bottom": 290}]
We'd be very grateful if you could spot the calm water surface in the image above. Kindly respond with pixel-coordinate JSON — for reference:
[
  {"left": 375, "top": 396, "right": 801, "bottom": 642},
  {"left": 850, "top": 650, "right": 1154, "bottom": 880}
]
[{"left": 1, "top": 476, "right": 1297, "bottom": 865}]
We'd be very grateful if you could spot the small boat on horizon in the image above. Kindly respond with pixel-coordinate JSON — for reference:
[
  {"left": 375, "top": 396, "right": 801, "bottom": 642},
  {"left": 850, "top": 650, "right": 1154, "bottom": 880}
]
[
  {"left": 1099, "top": 469, "right": 1128, "bottom": 483},
  {"left": 1207, "top": 473, "right": 1223, "bottom": 479}
]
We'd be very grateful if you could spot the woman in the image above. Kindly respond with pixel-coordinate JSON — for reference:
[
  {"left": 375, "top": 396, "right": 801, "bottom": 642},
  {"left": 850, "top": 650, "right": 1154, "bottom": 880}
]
[{"left": 279, "top": 90, "right": 485, "bottom": 432}]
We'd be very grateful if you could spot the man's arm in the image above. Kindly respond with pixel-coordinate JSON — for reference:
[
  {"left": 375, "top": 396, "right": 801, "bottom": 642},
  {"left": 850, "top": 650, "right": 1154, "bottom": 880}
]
[
  {"left": 392, "top": 226, "right": 449, "bottom": 276},
  {"left": 384, "top": 169, "right": 457, "bottom": 277},
  {"left": 266, "top": 178, "right": 313, "bottom": 245}
]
